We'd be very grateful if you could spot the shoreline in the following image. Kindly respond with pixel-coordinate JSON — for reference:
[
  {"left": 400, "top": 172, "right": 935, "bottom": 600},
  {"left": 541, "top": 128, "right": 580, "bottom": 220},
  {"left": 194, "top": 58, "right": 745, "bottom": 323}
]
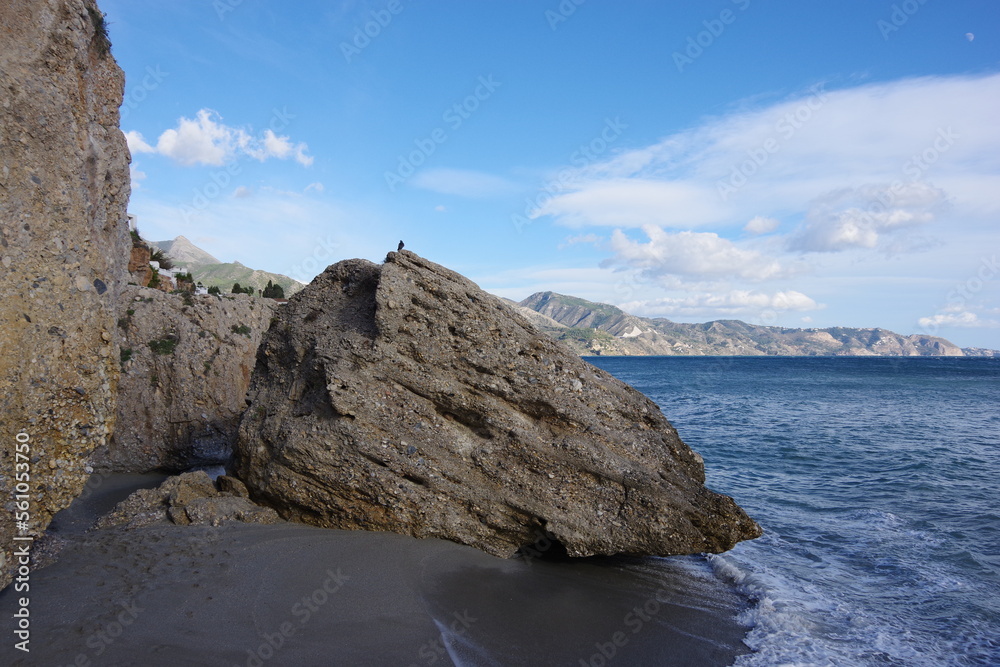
[{"left": 1, "top": 475, "right": 752, "bottom": 666}]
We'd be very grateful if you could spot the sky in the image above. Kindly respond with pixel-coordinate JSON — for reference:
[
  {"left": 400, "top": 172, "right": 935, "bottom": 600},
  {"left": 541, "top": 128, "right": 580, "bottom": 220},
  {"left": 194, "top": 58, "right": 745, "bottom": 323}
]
[{"left": 100, "top": 0, "right": 1000, "bottom": 349}]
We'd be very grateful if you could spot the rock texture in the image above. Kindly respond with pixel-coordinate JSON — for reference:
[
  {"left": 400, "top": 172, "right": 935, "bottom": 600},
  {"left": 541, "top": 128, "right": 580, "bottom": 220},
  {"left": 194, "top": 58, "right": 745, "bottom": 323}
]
[
  {"left": 93, "top": 471, "right": 281, "bottom": 530},
  {"left": 234, "top": 251, "right": 761, "bottom": 559},
  {"left": 90, "top": 286, "right": 277, "bottom": 473},
  {"left": 127, "top": 243, "right": 152, "bottom": 287},
  {"left": 0, "top": 0, "right": 130, "bottom": 589}
]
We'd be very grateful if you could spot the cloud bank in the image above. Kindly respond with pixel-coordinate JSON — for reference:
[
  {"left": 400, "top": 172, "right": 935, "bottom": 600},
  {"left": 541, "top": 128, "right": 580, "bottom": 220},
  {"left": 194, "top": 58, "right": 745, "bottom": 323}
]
[{"left": 125, "top": 109, "right": 313, "bottom": 167}]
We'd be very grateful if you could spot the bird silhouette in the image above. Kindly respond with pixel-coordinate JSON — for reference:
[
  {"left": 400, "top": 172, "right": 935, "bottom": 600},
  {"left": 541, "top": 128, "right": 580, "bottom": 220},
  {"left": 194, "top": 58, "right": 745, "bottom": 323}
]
[{"left": 397, "top": 240, "right": 405, "bottom": 252}]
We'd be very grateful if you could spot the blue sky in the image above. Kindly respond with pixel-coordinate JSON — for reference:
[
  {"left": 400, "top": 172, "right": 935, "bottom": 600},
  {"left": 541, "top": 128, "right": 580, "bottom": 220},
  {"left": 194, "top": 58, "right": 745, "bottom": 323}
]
[{"left": 101, "top": 0, "right": 999, "bottom": 348}]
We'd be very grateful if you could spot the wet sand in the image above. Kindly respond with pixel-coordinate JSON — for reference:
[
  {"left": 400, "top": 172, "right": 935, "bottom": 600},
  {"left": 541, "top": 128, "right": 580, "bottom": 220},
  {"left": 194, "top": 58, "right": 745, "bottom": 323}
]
[{"left": 2, "top": 477, "right": 751, "bottom": 666}]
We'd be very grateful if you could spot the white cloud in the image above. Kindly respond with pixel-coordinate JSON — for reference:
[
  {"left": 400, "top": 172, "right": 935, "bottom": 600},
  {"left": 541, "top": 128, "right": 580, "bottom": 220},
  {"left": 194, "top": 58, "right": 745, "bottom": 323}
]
[
  {"left": 792, "top": 183, "right": 946, "bottom": 253},
  {"left": 294, "top": 145, "right": 314, "bottom": 167},
  {"left": 530, "top": 73, "right": 1000, "bottom": 240},
  {"left": 129, "top": 163, "right": 147, "bottom": 187},
  {"left": 559, "top": 233, "right": 602, "bottom": 250},
  {"left": 131, "top": 109, "right": 313, "bottom": 167},
  {"left": 125, "top": 130, "right": 156, "bottom": 154},
  {"left": 304, "top": 182, "right": 325, "bottom": 194},
  {"left": 261, "top": 130, "right": 293, "bottom": 160},
  {"left": 155, "top": 109, "right": 237, "bottom": 166},
  {"left": 233, "top": 186, "right": 254, "bottom": 198},
  {"left": 744, "top": 215, "right": 779, "bottom": 235},
  {"left": 621, "top": 290, "right": 821, "bottom": 319},
  {"left": 917, "top": 311, "right": 999, "bottom": 329},
  {"left": 411, "top": 168, "right": 518, "bottom": 198},
  {"left": 534, "top": 179, "right": 729, "bottom": 229},
  {"left": 604, "top": 227, "right": 791, "bottom": 282}
]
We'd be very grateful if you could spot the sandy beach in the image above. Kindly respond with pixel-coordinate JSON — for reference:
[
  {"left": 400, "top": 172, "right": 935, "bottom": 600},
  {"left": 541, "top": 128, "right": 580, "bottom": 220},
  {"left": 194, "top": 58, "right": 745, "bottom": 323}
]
[{"left": 1, "top": 475, "right": 751, "bottom": 666}]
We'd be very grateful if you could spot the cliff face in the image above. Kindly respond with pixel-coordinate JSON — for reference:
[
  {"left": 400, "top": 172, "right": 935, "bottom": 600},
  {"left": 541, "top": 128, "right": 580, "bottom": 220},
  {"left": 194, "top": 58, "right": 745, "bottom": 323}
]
[
  {"left": 0, "top": 0, "right": 130, "bottom": 588},
  {"left": 235, "top": 252, "right": 761, "bottom": 559},
  {"left": 90, "top": 286, "right": 277, "bottom": 473}
]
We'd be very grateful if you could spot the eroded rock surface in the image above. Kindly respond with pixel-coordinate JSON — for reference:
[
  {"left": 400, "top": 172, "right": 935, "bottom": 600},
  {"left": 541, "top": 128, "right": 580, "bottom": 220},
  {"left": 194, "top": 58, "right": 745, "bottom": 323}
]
[
  {"left": 93, "top": 471, "right": 281, "bottom": 530},
  {"left": 0, "top": 0, "right": 130, "bottom": 588},
  {"left": 90, "top": 286, "right": 277, "bottom": 472},
  {"left": 234, "top": 251, "right": 761, "bottom": 559}
]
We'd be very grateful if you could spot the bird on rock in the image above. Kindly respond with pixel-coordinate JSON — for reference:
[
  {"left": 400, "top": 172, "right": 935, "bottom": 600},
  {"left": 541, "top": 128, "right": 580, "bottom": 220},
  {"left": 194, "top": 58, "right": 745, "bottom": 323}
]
[{"left": 397, "top": 240, "right": 405, "bottom": 252}]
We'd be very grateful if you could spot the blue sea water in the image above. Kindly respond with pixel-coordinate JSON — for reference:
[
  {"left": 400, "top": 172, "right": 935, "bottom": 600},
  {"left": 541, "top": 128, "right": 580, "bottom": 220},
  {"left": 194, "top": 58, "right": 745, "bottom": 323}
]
[{"left": 586, "top": 356, "right": 1000, "bottom": 667}]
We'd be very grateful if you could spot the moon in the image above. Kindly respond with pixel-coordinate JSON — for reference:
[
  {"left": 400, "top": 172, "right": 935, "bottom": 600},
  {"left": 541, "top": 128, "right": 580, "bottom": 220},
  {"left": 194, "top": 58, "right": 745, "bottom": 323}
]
[{"left": 966, "top": 32, "right": 975, "bottom": 42}]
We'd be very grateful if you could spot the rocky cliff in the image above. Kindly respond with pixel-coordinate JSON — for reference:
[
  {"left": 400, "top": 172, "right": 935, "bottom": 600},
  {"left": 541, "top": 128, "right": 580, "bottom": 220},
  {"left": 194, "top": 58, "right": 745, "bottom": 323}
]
[
  {"left": 90, "top": 286, "right": 277, "bottom": 473},
  {"left": 521, "top": 292, "right": 972, "bottom": 357},
  {"left": 234, "top": 251, "right": 761, "bottom": 559},
  {"left": 0, "top": 0, "right": 130, "bottom": 588}
]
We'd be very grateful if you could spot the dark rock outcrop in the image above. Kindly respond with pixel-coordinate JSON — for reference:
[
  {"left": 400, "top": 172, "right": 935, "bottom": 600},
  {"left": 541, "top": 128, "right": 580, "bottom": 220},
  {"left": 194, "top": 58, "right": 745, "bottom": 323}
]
[
  {"left": 93, "top": 471, "right": 282, "bottom": 530},
  {"left": 90, "top": 286, "right": 277, "bottom": 473},
  {"left": 0, "top": 0, "right": 130, "bottom": 588},
  {"left": 234, "top": 251, "right": 761, "bottom": 559}
]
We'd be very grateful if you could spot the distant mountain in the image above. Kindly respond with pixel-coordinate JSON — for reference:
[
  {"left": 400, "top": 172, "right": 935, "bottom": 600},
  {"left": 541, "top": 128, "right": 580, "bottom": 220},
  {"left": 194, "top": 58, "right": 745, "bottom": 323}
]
[
  {"left": 150, "top": 236, "right": 220, "bottom": 266},
  {"left": 150, "top": 237, "right": 305, "bottom": 298},
  {"left": 517, "top": 291, "right": 995, "bottom": 357}
]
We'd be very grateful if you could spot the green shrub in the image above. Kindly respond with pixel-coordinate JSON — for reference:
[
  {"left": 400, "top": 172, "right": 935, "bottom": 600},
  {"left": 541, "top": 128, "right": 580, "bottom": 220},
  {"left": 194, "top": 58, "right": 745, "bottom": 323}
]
[
  {"left": 87, "top": 6, "right": 111, "bottom": 57},
  {"left": 150, "top": 249, "right": 174, "bottom": 270},
  {"left": 149, "top": 336, "right": 178, "bottom": 355}
]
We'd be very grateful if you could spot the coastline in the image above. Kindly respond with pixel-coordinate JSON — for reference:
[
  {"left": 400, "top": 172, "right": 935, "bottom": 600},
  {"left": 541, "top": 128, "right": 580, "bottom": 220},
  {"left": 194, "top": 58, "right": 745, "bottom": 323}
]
[{"left": 1, "top": 476, "right": 752, "bottom": 666}]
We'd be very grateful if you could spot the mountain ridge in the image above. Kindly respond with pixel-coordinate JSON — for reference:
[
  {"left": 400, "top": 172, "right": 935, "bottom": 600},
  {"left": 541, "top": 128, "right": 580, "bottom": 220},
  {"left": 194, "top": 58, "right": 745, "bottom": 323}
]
[
  {"left": 150, "top": 237, "right": 305, "bottom": 297},
  {"left": 516, "top": 291, "right": 998, "bottom": 358}
]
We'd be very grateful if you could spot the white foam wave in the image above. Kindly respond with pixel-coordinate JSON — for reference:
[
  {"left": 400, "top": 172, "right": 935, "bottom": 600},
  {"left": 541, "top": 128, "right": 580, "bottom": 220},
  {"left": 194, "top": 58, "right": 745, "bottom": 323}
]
[{"left": 709, "top": 532, "right": 1000, "bottom": 667}]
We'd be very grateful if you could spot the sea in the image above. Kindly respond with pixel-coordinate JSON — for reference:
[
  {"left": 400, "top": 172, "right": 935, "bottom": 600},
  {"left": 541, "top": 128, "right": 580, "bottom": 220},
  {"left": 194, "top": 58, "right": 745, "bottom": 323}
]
[{"left": 586, "top": 356, "right": 1000, "bottom": 667}]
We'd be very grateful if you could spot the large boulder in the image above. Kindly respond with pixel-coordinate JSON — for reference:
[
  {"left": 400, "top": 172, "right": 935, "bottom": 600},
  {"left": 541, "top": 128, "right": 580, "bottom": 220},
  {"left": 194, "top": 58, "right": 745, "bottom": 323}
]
[
  {"left": 0, "top": 0, "right": 130, "bottom": 588},
  {"left": 90, "top": 286, "right": 278, "bottom": 472},
  {"left": 234, "top": 251, "right": 761, "bottom": 558}
]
